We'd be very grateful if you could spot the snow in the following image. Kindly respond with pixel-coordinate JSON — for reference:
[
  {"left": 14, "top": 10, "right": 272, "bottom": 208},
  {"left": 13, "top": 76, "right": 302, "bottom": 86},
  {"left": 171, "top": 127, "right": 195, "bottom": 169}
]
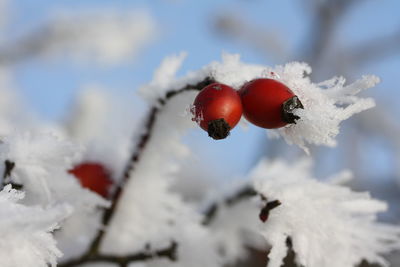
[
  {"left": 251, "top": 158, "right": 400, "bottom": 267},
  {"left": 0, "top": 185, "right": 71, "bottom": 267},
  {"left": 140, "top": 53, "right": 377, "bottom": 152}
]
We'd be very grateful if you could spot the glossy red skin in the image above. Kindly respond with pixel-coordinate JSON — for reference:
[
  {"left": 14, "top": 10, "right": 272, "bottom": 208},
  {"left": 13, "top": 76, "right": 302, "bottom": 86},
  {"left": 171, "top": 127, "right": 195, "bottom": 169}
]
[
  {"left": 68, "top": 162, "right": 113, "bottom": 198},
  {"left": 193, "top": 83, "right": 243, "bottom": 131},
  {"left": 239, "top": 79, "right": 295, "bottom": 129}
]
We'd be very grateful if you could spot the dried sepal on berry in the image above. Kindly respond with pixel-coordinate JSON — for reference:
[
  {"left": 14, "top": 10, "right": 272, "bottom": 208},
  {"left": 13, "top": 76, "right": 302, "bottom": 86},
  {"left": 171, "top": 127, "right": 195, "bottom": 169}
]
[{"left": 192, "top": 83, "right": 243, "bottom": 140}]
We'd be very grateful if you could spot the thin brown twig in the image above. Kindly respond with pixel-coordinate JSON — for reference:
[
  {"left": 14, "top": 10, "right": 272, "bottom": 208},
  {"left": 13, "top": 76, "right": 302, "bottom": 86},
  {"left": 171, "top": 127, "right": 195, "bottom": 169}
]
[
  {"left": 1, "top": 160, "right": 23, "bottom": 190},
  {"left": 304, "top": 0, "right": 358, "bottom": 66},
  {"left": 342, "top": 30, "right": 400, "bottom": 67},
  {"left": 202, "top": 184, "right": 257, "bottom": 225},
  {"left": 58, "top": 241, "right": 177, "bottom": 267},
  {"left": 0, "top": 26, "right": 54, "bottom": 65}
]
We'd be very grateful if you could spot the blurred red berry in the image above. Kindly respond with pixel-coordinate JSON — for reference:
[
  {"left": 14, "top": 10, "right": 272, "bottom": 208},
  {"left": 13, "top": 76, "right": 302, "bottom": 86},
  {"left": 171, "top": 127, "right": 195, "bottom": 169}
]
[
  {"left": 239, "top": 78, "right": 303, "bottom": 129},
  {"left": 68, "top": 162, "right": 113, "bottom": 198},
  {"left": 192, "top": 82, "right": 243, "bottom": 140}
]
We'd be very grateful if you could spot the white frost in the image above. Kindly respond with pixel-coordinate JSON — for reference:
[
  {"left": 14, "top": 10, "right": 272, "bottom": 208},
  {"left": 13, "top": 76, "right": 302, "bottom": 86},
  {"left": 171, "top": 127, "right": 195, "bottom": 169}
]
[
  {"left": 251, "top": 158, "right": 400, "bottom": 267},
  {"left": 270, "top": 64, "right": 378, "bottom": 152},
  {"left": 0, "top": 185, "right": 71, "bottom": 267}
]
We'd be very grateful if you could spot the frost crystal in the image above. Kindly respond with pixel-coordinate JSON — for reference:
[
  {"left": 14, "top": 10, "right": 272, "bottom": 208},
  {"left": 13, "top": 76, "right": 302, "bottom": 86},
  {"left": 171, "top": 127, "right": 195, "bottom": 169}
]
[
  {"left": 251, "top": 158, "right": 400, "bottom": 267},
  {"left": 269, "top": 63, "right": 378, "bottom": 152},
  {"left": 0, "top": 185, "right": 71, "bottom": 267},
  {"left": 140, "top": 53, "right": 376, "bottom": 151}
]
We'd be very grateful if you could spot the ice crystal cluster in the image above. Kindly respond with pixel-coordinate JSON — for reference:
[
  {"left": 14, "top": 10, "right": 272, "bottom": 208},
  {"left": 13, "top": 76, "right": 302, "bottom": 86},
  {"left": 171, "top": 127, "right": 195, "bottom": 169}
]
[{"left": 251, "top": 158, "right": 400, "bottom": 267}]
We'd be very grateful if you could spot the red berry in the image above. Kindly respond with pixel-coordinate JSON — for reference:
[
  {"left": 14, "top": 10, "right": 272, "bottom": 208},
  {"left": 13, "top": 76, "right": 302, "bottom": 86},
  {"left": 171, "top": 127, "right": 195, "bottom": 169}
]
[
  {"left": 239, "top": 79, "right": 303, "bottom": 129},
  {"left": 192, "top": 83, "right": 243, "bottom": 140},
  {"left": 68, "top": 162, "right": 113, "bottom": 198}
]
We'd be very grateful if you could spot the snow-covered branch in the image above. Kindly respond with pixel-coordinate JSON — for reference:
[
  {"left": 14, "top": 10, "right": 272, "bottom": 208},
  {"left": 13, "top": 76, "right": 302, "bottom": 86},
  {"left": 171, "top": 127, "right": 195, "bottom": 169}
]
[{"left": 0, "top": 10, "right": 156, "bottom": 66}]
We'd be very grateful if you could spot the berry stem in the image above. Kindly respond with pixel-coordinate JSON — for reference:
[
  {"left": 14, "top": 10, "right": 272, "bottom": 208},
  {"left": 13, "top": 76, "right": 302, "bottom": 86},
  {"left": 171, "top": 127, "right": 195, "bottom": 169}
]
[
  {"left": 281, "top": 95, "right": 304, "bottom": 124},
  {"left": 207, "top": 118, "right": 231, "bottom": 140}
]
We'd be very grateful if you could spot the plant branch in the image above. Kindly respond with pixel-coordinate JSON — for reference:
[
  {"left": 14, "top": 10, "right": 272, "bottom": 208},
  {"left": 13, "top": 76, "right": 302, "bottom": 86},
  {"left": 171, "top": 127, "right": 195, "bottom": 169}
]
[
  {"left": 3, "top": 160, "right": 15, "bottom": 179},
  {"left": 202, "top": 184, "right": 257, "bottom": 225},
  {"left": 303, "top": 0, "right": 358, "bottom": 66},
  {"left": 342, "top": 30, "right": 400, "bottom": 68},
  {"left": 213, "top": 13, "right": 286, "bottom": 61},
  {"left": 1, "top": 160, "right": 23, "bottom": 190},
  {"left": 59, "top": 241, "right": 177, "bottom": 267},
  {"left": 88, "top": 76, "right": 215, "bottom": 254},
  {"left": 0, "top": 26, "right": 55, "bottom": 65},
  {"left": 61, "top": 77, "right": 215, "bottom": 266},
  {"left": 202, "top": 184, "right": 283, "bottom": 225}
]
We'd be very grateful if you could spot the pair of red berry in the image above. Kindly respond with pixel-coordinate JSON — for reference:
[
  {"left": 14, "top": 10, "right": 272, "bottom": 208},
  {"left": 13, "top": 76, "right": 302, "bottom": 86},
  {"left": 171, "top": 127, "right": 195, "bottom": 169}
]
[{"left": 192, "top": 78, "right": 303, "bottom": 139}]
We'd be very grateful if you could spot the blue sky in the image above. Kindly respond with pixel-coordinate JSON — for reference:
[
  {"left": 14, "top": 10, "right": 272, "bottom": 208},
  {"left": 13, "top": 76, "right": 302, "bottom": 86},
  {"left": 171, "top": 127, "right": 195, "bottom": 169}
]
[{"left": 5, "top": 0, "right": 400, "bottom": 179}]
